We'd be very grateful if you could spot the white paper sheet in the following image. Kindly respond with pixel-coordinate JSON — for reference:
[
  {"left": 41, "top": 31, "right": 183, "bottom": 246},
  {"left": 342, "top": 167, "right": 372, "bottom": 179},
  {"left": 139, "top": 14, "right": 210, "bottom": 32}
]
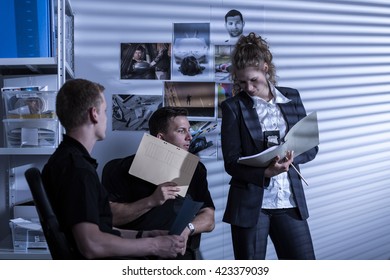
[{"left": 238, "top": 111, "right": 319, "bottom": 167}]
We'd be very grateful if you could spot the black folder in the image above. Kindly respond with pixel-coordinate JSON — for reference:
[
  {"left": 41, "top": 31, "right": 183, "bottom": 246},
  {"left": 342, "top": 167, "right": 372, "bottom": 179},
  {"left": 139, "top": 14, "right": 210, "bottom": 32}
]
[{"left": 169, "top": 197, "right": 203, "bottom": 235}]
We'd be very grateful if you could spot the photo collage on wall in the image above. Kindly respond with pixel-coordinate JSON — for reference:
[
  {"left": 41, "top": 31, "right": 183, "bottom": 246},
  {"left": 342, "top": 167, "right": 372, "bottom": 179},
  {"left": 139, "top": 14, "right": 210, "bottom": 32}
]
[
  {"left": 112, "top": 94, "right": 162, "bottom": 131},
  {"left": 113, "top": 1, "right": 264, "bottom": 159}
]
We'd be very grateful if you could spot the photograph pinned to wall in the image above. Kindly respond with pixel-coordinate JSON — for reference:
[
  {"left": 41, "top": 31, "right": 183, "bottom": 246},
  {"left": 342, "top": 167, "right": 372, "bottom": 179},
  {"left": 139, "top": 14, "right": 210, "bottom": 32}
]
[
  {"left": 112, "top": 94, "right": 162, "bottom": 131},
  {"left": 164, "top": 81, "right": 216, "bottom": 120},
  {"left": 172, "top": 23, "right": 212, "bottom": 80},
  {"left": 189, "top": 120, "right": 219, "bottom": 159},
  {"left": 120, "top": 43, "right": 171, "bottom": 80},
  {"left": 214, "top": 45, "right": 234, "bottom": 82},
  {"left": 216, "top": 119, "right": 223, "bottom": 160},
  {"left": 211, "top": 1, "right": 264, "bottom": 45},
  {"left": 217, "top": 83, "right": 234, "bottom": 118}
]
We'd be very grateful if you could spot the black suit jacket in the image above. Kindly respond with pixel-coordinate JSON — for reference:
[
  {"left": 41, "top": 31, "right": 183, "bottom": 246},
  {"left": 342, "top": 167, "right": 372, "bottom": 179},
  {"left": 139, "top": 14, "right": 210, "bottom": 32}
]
[{"left": 221, "top": 87, "right": 318, "bottom": 228}]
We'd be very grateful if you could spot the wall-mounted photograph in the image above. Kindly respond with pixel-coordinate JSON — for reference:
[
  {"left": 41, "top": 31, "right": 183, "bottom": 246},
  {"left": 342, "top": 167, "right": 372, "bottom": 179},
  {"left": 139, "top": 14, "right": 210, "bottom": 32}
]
[
  {"left": 217, "top": 83, "right": 234, "bottom": 119},
  {"left": 112, "top": 94, "right": 162, "bottom": 131},
  {"left": 120, "top": 43, "right": 171, "bottom": 80},
  {"left": 216, "top": 119, "right": 223, "bottom": 160},
  {"left": 189, "top": 120, "right": 219, "bottom": 158},
  {"left": 211, "top": 2, "right": 264, "bottom": 45},
  {"left": 164, "top": 81, "right": 216, "bottom": 119},
  {"left": 214, "top": 45, "right": 234, "bottom": 82},
  {"left": 172, "top": 23, "right": 211, "bottom": 80}
]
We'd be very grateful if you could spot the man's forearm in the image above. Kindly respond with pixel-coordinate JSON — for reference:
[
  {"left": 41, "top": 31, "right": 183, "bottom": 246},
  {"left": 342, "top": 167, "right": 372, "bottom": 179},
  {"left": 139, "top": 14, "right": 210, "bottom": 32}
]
[
  {"left": 110, "top": 199, "right": 156, "bottom": 226},
  {"left": 190, "top": 207, "right": 215, "bottom": 235}
]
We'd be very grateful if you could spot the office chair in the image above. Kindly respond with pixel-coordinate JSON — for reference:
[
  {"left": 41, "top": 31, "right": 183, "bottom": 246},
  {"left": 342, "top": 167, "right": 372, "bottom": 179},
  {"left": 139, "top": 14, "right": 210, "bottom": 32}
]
[{"left": 24, "top": 167, "right": 77, "bottom": 259}]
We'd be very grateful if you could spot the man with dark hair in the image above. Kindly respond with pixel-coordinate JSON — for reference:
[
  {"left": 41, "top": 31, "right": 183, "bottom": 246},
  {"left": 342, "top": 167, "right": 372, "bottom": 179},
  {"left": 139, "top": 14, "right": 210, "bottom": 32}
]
[
  {"left": 42, "top": 79, "right": 185, "bottom": 259},
  {"left": 125, "top": 45, "right": 156, "bottom": 79},
  {"left": 224, "top": 9, "right": 245, "bottom": 43},
  {"left": 102, "top": 106, "right": 215, "bottom": 259}
]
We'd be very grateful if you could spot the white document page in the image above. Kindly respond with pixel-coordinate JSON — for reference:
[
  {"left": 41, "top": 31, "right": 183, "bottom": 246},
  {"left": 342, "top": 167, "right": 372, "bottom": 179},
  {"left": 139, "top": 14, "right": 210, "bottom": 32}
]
[
  {"left": 129, "top": 133, "right": 199, "bottom": 197},
  {"left": 238, "top": 111, "right": 319, "bottom": 167}
]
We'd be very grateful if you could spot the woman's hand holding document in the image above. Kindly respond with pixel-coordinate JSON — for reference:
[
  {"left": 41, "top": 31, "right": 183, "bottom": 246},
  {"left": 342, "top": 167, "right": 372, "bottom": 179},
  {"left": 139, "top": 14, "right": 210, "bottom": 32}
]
[
  {"left": 129, "top": 133, "right": 199, "bottom": 197},
  {"left": 238, "top": 112, "right": 319, "bottom": 168}
]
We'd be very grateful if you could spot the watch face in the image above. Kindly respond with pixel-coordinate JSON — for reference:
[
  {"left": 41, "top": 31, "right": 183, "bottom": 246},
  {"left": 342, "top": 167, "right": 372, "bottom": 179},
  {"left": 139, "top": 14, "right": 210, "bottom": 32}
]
[{"left": 188, "top": 223, "right": 195, "bottom": 234}]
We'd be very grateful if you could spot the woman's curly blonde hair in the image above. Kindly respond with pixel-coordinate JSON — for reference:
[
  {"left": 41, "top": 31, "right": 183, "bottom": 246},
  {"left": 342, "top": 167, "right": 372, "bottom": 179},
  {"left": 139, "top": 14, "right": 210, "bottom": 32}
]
[{"left": 230, "top": 32, "right": 277, "bottom": 90}]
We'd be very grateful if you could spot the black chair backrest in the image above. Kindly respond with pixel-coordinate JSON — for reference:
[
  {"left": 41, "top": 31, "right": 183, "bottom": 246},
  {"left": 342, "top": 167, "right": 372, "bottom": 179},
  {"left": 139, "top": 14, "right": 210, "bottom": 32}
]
[{"left": 24, "top": 167, "right": 77, "bottom": 259}]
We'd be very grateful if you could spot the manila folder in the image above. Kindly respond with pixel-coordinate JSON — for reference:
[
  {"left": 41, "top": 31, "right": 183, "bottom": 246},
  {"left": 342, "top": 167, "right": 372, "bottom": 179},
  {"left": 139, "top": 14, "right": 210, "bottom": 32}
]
[{"left": 129, "top": 133, "right": 199, "bottom": 197}]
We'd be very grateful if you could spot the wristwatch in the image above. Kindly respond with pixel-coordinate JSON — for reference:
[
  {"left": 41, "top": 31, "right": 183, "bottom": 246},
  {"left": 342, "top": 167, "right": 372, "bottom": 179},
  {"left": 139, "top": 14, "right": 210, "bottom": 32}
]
[{"left": 187, "top": 222, "right": 195, "bottom": 236}]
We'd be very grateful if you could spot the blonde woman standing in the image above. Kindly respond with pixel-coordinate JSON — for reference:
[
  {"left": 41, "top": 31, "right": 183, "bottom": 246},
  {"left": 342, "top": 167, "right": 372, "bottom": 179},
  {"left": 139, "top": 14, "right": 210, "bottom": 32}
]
[{"left": 221, "top": 32, "right": 318, "bottom": 260}]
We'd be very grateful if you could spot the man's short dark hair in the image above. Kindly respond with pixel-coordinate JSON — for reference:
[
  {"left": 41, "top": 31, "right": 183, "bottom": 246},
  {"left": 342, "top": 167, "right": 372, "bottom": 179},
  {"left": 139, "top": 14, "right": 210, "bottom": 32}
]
[
  {"left": 135, "top": 45, "right": 145, "bottom": 53},
  {"left": 148, "top": 106, "right": 188, "bottom": 136},
  {"left": 225, "top": 9, "right": 243, "bottom": 22}
]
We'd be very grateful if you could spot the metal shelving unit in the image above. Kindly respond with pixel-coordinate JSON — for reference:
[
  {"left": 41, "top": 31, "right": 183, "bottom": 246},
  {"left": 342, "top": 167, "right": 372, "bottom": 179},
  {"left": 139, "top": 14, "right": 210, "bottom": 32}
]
[{"left": 0, "top": 0, "right": 74, "bottom": 259}]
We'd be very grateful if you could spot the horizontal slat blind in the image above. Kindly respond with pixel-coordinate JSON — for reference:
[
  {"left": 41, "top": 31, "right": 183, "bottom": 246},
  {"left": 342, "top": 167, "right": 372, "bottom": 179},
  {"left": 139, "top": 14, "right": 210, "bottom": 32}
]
[{"left": 72, "top": 0, "right": 390, "bottom": 260}]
